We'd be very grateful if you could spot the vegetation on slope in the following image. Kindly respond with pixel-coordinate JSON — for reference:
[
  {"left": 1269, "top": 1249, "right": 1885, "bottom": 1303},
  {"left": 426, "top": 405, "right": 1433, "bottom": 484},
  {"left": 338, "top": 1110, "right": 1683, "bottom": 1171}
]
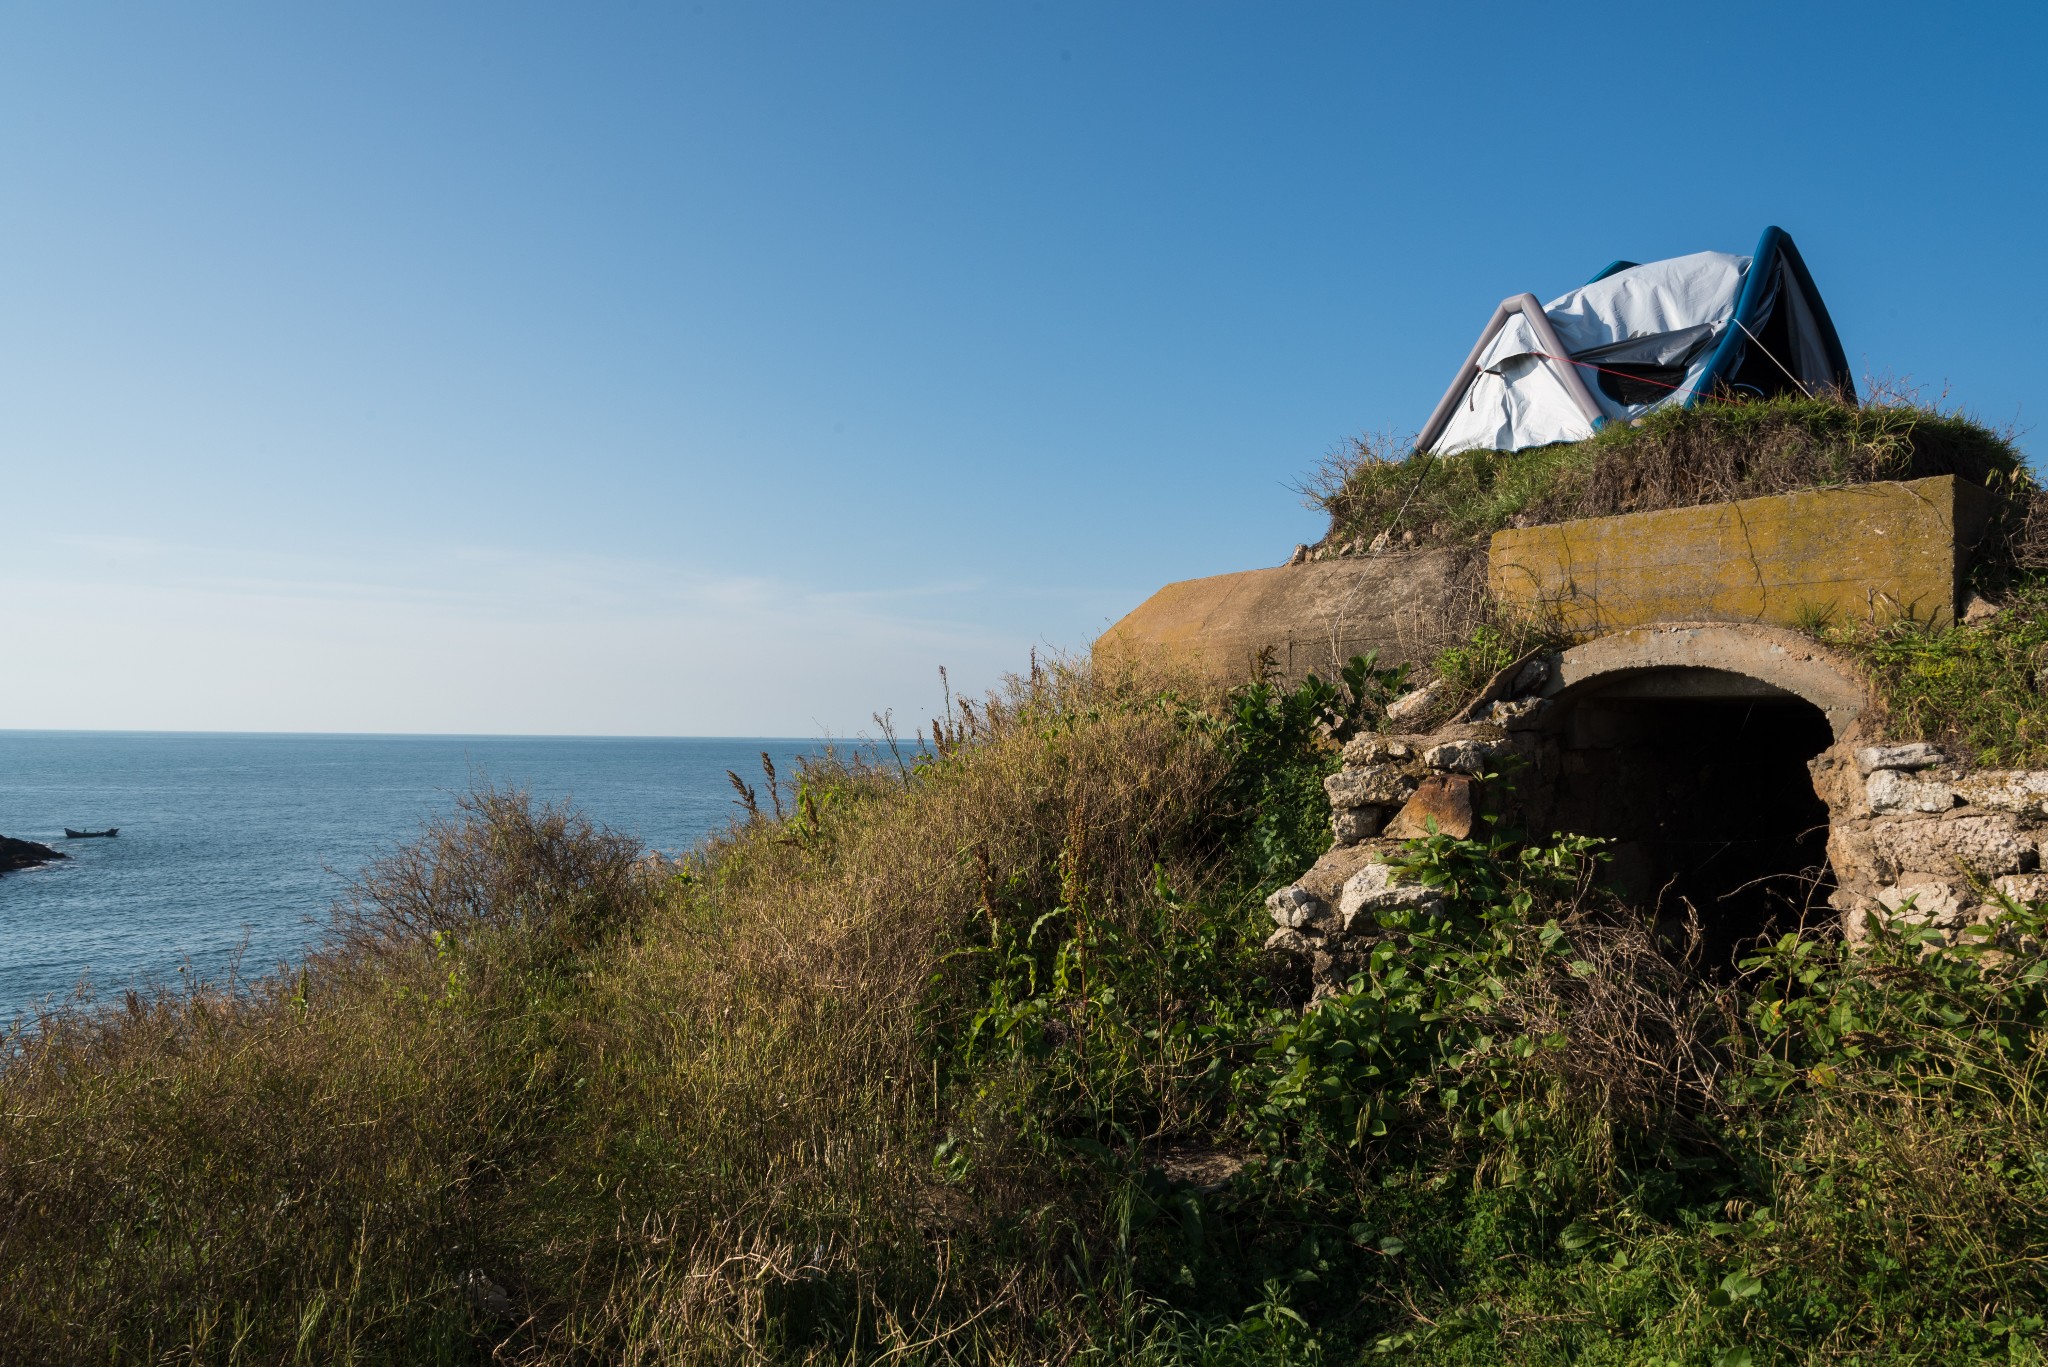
[
  {"left": 8, "top": 661, "right": 2048, "bottom": 1362},
  {"left": 1821, "top": 582, "right": 2048, "bottom": 768},
  {"left": 1304, "top": 395, "right": 2026, "bottom": 555}
]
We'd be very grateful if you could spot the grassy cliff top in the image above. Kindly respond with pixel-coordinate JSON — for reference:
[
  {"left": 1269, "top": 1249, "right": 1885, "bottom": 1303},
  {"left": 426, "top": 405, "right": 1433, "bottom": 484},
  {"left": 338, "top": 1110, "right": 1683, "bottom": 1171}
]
[{"left": 1305, "top": 396, "right": 2027, "bottom": 556}]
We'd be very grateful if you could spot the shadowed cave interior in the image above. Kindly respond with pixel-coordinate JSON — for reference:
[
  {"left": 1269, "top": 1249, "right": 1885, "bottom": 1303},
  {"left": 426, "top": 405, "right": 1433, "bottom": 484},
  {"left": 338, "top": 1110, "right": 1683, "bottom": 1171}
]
[{"left": 1540, "top": 669, "right": 1838, "bottom": 969}]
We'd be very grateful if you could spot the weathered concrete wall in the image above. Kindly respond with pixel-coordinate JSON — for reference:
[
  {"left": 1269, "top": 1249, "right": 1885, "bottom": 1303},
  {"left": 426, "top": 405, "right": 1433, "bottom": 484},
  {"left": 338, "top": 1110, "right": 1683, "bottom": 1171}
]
[
  {"left": 1096, "top": 547, "right": 1478, "bottom": 687},
  {"left": 1489, "top": 475, "right": 1992, "bottom": 632}
]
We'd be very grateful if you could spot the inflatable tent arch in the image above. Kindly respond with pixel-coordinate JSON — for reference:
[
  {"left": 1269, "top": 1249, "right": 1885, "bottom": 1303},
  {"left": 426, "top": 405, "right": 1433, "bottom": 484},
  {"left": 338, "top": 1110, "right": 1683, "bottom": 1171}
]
[{"left": 1416, "top": 226, "right": 1854, "bottom": 457}]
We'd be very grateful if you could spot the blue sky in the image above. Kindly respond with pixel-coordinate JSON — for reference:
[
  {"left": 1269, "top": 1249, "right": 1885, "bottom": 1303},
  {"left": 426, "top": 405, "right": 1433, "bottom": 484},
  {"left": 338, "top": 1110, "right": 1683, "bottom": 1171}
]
[{"left": 2, "top": 3, "right": 2040, "bottom": 735}]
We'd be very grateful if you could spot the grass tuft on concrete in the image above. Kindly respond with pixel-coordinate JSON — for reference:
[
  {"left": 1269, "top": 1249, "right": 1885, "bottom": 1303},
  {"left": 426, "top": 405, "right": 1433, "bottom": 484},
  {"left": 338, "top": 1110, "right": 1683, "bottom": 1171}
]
[{"left": 1305, "top": 395, "right": 2026, "bottom": 555}]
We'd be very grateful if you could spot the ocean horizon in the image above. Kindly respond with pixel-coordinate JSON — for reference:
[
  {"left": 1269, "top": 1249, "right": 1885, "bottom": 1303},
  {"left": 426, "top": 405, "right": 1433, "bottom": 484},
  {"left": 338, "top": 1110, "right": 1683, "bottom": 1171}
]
[{"left": 0, "top": 729, "right": 839, "bottom": 1020}]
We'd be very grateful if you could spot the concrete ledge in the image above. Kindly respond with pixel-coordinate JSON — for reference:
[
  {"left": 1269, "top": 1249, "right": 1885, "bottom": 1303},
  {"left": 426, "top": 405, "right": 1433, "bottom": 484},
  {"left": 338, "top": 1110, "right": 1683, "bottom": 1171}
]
[
  {"left": 1542, "top": 623, "right": 1871, "bottom": 738},
  {"left": 1096, "top": 548, "right": 1476, "bottom": 687},
  {"left": 1490, "top": 475, "right": 1992, "bottom": 632}
]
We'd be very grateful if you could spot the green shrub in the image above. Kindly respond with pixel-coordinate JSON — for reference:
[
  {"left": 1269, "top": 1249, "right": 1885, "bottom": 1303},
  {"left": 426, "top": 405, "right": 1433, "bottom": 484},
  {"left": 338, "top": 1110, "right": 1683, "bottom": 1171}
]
[{"left": 1827, "top": 580, "right": 2048, "bottom": 766}]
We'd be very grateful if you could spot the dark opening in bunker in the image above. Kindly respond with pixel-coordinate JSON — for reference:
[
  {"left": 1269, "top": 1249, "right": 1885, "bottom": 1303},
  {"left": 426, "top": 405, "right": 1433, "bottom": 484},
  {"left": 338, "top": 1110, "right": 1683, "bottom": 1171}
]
[{"left": 1544, "top": 669, "right": 1836, "bottom": 968}]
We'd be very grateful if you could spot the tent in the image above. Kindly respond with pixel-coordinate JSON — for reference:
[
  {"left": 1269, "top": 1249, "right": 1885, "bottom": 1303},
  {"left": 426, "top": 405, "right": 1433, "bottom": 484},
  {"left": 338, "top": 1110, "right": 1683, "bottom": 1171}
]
[{"left": 1417, "top": 226, "right": 1854, "bottom": 456}]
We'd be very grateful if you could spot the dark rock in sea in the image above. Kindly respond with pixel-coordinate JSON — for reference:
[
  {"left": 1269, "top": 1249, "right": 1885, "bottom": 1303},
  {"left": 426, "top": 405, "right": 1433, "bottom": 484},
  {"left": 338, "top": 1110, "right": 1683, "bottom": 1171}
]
[{"left": 0, "top": 835, "right": 67, "bottom": 875}]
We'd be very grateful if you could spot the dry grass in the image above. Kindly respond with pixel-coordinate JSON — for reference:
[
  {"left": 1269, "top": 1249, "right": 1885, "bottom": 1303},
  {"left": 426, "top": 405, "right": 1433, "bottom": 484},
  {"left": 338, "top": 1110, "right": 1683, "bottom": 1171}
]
[{"left": 0, "top": 660, "right": 1238, "bottom": 1363}]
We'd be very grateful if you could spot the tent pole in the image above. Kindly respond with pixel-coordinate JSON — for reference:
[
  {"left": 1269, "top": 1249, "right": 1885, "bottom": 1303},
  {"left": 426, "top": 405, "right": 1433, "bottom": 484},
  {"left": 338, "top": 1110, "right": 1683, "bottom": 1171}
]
[
  {"left": 1414, "top": 299, "right": 1514, "bottom": 455},
  {"left": 1514, "top": 294, "right": 1608, "bottom": 435},
  {"left": 1414, "top": 293, "right": 1607, "bottom": 454}
]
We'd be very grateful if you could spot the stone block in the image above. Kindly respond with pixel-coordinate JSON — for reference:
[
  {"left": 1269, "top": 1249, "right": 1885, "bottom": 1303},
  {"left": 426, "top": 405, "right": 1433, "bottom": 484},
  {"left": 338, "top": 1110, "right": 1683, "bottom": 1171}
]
[
  {"left": 1865, "top": 813, "right": 2035, "bottom": 880},
  {"left": 1385, "top": 774, "right": 1478, "bottom": 839},
  {"left": 1954, "top": 770, "right": 2048, "bottom": 818},
  {"left": 1866, "top": 769, "right": 1957, "bottom": 815},
  {"left": 1489, "top": 475, "right": 1990, "bottom": 632},
  {"left": 1325, "top": 763, "right": 1419, "bottom": 809},
  {"left": 1856, "top": 742, "right": 1946, "bottom": 774},
  {"left": 1331, "top": 807, "right": 1383, "bottom": 846}
]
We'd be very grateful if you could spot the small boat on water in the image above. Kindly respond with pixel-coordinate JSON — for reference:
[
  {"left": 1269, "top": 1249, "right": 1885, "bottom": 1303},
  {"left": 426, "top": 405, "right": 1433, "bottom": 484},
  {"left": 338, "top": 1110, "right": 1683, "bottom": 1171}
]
[{"left": 63, "top": 828, "right": 119, "bottom": 839}]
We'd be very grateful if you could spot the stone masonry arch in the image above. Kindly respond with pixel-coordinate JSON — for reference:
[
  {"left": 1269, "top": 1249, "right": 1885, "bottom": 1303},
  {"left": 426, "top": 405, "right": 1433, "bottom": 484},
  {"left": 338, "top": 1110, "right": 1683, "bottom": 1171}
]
[
  {"left": 1536, "top": 623, "right": 1871, "bottom": 739},
  {"left": 1519, "top": 624, "right": 1873, "bottom": 964}
]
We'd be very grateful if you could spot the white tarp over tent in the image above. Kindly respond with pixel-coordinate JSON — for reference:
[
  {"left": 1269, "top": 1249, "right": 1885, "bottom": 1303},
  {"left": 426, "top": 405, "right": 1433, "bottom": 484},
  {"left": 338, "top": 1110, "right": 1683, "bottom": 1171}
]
[{"left": 1419, "top": 228, "right": 1853, "bottom": 457}]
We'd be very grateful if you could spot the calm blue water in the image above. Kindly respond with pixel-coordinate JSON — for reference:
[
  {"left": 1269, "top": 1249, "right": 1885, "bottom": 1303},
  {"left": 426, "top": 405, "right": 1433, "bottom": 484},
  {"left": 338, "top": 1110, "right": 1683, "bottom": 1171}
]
[{"left": 0, "top": 732, "right": 828, "bottom": 1019}]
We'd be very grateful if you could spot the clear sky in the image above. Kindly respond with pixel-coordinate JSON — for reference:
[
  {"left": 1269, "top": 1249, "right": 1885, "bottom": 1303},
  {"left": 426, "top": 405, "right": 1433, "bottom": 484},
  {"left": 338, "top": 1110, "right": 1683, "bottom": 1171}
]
[{"left": 2, "top": 3, "right": 2040, "bottom": 736}]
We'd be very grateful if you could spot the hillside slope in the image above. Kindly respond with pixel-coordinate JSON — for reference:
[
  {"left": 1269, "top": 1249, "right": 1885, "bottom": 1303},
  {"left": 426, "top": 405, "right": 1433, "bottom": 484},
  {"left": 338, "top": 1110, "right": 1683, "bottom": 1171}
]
[{"left": 7, "top": 656, "right": 2048, "bottom": 1363}]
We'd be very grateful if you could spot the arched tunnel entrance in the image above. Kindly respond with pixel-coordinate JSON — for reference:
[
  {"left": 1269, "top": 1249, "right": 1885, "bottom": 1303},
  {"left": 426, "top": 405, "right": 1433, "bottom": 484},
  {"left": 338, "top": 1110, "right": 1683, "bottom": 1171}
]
[{"left": 1538, "top": 666, "right": 1840, "bottom": 967}]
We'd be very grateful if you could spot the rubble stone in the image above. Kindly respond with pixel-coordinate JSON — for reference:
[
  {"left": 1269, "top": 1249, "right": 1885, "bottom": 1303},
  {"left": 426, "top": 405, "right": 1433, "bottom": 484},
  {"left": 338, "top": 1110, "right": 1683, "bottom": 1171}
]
[
  {"left": 1337, "top": 863, "right": 1446, "bottom": 932},
  {"left": 1324, "top": 764, "right": 1418, "bottom": 809},
  {"left": 1875, "top": 880, "right": 1975, "bottom": 928},
  {"left": 1264, "top": 883, "right": 1331, "bottom": 931},
  {"left": 1263, "top": 926, "right": 1315, "bottom": 955},
  {"left": 1483, "top": 696, "right": 1546, "bottom": 728},
  {"left": 1384, "top": 683, "right": 1440, "bottom": 725},
  {"left": 1422, "top": 739, "right": 1502, "bottom": 774},
  {"left": 1865, "top": 769, "right": 1957, "bottom": 815},
  {"left": 1385, "top": 775, "right": 1476, "bottom": 839},
  {"left": 1294, "top": 843, "right": 1388, "bottom": 907},
  {"left": 1992, "top": 873, "right": 2048, "bottom": 906},
  {"left": 1331, "top": 806, "right": 1383, "bottom": 846},
  {"left": 1855, "top": 742, "right": 1945, "bottom": 775},
  {"left": 1341, "top": 734, "right": 1415, "bottom": 766}
]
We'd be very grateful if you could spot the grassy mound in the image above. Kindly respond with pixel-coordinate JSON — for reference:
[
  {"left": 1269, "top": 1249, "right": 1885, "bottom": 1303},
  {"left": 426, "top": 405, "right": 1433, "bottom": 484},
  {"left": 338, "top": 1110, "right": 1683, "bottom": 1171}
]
[
  {"left": 7, "top": 662, "right": 2048, "bottom": 1362},
  {"left": 1305, "top": 396, "right": 2025, "bottom": 555}
]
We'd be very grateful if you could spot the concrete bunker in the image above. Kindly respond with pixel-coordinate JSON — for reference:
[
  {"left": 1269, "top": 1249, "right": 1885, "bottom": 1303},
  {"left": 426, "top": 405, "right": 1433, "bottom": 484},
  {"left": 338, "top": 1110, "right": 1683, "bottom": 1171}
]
[
  {"left": 1526, "top": 626, "right": 1869, "bottom": 965},
  {"left": 1106, "top": 473, "right": 2048, "bottom": 983},
  {"left": 1264, "top": 625, "right": 1894, "bottom": 984}
]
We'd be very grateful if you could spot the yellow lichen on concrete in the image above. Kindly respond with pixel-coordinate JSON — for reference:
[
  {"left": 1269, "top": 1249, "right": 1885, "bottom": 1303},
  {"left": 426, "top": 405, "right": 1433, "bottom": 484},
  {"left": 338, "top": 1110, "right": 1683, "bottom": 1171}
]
[{"left": 1488, "top": 475, "right": 1991, "bottom": 632}]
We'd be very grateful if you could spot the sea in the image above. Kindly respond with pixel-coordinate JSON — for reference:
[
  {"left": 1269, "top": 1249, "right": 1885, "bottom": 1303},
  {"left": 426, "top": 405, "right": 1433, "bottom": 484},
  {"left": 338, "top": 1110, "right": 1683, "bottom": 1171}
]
[{"left": 0, "top": 732, "right": 832, "bottom": 1021}]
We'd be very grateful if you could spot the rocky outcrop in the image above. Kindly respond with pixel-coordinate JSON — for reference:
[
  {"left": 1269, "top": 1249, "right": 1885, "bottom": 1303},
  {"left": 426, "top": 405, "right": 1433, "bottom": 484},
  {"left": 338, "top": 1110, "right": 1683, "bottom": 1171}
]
[
  {"left": 0, "top": 835, "right": 66, "bottom": 875},
  {"left": 1266, "top": 716, "right": 1529, "bottom": 997}
]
